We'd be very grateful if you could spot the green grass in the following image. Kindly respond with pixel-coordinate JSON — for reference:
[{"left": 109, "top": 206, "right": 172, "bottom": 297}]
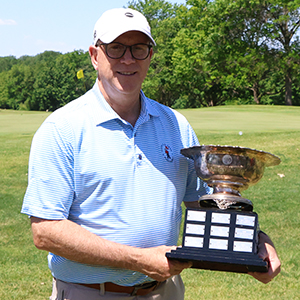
[
  {"left": 179, "top": 106, "right": 300, "bottom": 300},
  {"left": 0, "top": 105, "right": 299, "bottom": 299},
  {"left": 177, "top": 105, "right": 300, "bottom": 135}
]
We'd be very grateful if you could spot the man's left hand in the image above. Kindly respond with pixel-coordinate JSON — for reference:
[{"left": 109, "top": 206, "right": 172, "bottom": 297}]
[{"left": 248, "top": 232, "right": 281, "bottom": 284}]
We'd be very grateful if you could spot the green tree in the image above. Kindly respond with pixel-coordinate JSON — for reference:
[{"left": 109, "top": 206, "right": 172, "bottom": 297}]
[
  {"left": 212, "top": 0, "right": 279, "bottom": 105},
  {"left": 2, "top": 64, "right": 35, "bottom": 110},
  {"left": 0, "top": 56, "right": 17, "bottom": 73},
  {"left": 259, "top": 0, "right": 300, "bottom": 105},
  {"left": 31, "top": 62, "right": 59, "bottom": 111},
  {"left": 1, "top": 0, "right": 300, "bottom": 109},
  {"left": 0, "top": 71, "right": 9, "bottom": 108},
  {"left": 128, "top": 0, "right": 183, "bottom": 106},
  {"left": 54, "top": 50, "right": 95, "bottom": 108},
  {"left": 171, "top": 0, "right": 232, "bottom": 107},
  {"left": 30, "top": 50, "right": 94, "bottom": 111},
  {"left": 188, "top": 0, "right": 300, "bottom": 105}
]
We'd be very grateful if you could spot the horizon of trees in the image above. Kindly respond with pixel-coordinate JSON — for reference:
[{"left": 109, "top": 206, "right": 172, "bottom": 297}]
[{"left": 1, "top": 0, "right": 300, "bottom": 111}]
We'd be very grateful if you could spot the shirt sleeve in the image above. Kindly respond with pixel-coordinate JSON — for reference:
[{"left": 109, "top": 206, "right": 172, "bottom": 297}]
[
  {"left": 181, "top": 122, "right": 212, "bottom": 203},
  {"left": 21, "top": 117, "right": 75, "bottom": 220}
]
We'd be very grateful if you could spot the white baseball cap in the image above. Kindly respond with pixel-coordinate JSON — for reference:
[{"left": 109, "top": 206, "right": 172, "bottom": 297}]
[{"left": 93, "top": 8, "right": 156, "bottom": 46}]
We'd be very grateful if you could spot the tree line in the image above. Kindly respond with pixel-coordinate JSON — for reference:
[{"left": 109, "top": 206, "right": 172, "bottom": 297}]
[
  {"left": 0, "top": 51, "right": 96, "bottom": 111},
  {"left": 1, "top": 0, "right": 300, "bottom": 111}
]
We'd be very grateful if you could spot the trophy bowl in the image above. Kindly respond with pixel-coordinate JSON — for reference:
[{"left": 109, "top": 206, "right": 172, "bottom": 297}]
[{"left": 181, "top": 145, "right": 281, "bottom": 211}]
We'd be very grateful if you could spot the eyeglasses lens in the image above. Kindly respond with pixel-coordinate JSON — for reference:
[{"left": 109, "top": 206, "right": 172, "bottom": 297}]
[{"left": 106, "top": 43, "right": 151, "bottom": 60}]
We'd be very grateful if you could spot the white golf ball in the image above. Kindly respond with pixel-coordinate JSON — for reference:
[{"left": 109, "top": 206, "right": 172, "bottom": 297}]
[{"left": 239, "top": 131, "right": 243, "bottom": 135}]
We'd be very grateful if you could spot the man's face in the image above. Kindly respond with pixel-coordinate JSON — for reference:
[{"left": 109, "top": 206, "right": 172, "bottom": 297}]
[{"left": 91, "top": 31, "right": 153, "bottom": 99}]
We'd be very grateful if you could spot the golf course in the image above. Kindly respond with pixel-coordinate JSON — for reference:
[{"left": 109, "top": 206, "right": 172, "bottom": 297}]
[{"left": 0, "top": 105, "right": 299, "bottom": 299}]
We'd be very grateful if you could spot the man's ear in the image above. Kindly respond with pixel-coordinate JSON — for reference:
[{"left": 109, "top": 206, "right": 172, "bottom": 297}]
[
  {"left": 149, "top": 47, "right": 154, "bottom": 60},
  {"left": 89, "top": 45, "right": 98, "bottom": 71}
]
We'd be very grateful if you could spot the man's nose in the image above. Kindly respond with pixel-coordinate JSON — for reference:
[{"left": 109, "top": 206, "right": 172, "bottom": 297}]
[{"left": 120, "top": 47, "right": 135, "bottom": 63}]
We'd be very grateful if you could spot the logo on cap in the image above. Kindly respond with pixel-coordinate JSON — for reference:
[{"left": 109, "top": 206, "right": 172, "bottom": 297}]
[{"left": 125, "top": 12, "right": 134, "bottom": 18}]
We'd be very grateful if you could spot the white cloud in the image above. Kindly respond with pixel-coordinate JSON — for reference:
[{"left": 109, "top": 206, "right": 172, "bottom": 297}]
[{"left": 0, "top": 19, "right": 17, "bottom": 25}]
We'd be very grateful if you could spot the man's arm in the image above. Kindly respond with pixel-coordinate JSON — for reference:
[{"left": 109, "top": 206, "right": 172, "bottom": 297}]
[
  {"left": 30, "top": 217, "right": 191, "bottom": 282},
  {"left": 184, "top": 201, "right": 281, "bottom": 283}
]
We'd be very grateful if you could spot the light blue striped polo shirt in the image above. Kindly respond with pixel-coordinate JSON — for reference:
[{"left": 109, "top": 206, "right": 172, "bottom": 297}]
[{"left": 22, "top": 81, "right": 209, "bottom": 285}]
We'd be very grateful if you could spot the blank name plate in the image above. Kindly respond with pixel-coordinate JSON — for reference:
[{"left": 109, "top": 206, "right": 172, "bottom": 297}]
[
  {"left": 234, "top": 241, "right": 253, "bottom": 252},
  {"left": 211, "top": 212, "right": 231, "bottom": 224},
  {"left": 185, "top": 236, "right": 204, "bottom": 248},
  {"left": 186, "top": 224, "right": 205, "bottom": 235},
  {"left": 235, "top": 228, "right": 254, "bottom": 240},
  {"left": 209, "top": 238, "right": 228, "bottom": 250},
  {"left": 211, "top": 226, "right": 230, "bottom": 237},
  {"left": 187, "top": 210, "right": 206, "bottom": 222},
  {"left": 236, "top": 215, "right": 255, "bottom": 226}
]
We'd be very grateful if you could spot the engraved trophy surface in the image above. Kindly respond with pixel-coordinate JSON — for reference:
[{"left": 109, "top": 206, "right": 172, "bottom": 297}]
[{"left": 166, "top": 145, "right": 281, "bottom": 273}]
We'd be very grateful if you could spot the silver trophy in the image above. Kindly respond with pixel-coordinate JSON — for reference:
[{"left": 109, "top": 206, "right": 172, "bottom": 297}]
[{"left": 167, "top": 145, "right": 281, "bottom": 273}]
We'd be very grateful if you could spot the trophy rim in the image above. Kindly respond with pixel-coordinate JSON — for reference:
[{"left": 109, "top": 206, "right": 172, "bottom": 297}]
[{"left": 181, "top": 144, "right": 281, "bottom": 167}]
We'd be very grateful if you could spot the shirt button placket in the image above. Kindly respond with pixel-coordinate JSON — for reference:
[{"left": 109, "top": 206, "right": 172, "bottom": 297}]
[{"left": 133, "top": 130, "right": 143, "bottom": 166}]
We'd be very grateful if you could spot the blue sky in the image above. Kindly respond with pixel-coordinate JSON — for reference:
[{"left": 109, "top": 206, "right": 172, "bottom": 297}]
[{"left": 0, "top": 0, "right": 185, "bottom": 58}]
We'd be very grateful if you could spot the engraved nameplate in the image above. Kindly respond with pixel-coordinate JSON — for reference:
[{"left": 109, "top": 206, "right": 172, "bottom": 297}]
[
  {"left": 235, "top": 228, "right": 254, "bottom": 240},
  {"left": 211, "top": 213, "right": 231, "bottom": 224},
  {"left": 186, "top": 224, "right": 205, "bottom": 235},
  {"left": 210, "top": 226, "right": 230, "bottom": 237},
  {"left": 209, "top": 238, "right": 228, "bottom": 250},
  {"left": 234, "top": 241, "right": 253, "bottom": 252},
  {"left": 185, "top": 236, "right": 204, "bottom": 248},
  {"left": 236, "top": 215, "right": 255, "bottom": 227},
  {"left": 187, "top": 210, "right": 206, "bottom": 222}
]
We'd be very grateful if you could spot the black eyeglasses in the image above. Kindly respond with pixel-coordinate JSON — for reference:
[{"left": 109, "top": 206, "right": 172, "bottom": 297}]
[{"left": 97, "top": 42, "right": 152, "bottom": 60}]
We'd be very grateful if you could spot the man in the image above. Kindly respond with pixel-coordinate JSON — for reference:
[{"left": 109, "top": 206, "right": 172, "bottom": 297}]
[{"left": 21, "top": 8, "right": 280, "bottom": 300}]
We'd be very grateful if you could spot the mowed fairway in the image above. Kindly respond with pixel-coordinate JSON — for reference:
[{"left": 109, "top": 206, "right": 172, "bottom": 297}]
[{"left": 0, "top": 105, "right": 299, "bottom": 299}]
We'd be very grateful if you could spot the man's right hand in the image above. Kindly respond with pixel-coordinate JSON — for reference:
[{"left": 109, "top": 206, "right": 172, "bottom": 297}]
[{"left": 137, "top": 246, "right": 192, "bottom": 282}]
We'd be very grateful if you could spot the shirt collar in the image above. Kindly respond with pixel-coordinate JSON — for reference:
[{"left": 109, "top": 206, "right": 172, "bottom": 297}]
[{"left": 89, "top": 80, "right": 160, "bottom": 126}]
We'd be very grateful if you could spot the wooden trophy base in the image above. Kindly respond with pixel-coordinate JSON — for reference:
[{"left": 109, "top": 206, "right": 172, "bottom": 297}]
[{"left": 166, "top": 208, "right": 268, "bottom": 273}]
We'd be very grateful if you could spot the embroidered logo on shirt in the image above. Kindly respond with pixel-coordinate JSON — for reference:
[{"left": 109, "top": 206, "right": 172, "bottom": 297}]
[{"left": 161, "top": 144, "right": 173, "bottom": 162}]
